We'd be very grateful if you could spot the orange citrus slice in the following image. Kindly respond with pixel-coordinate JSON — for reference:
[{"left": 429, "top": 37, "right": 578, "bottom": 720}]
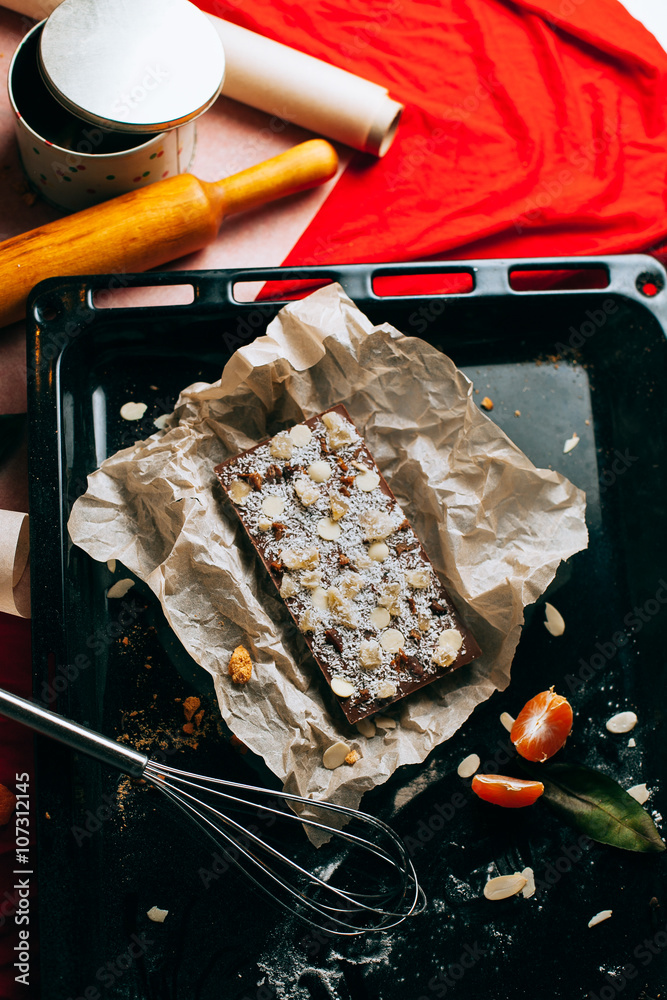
[
  {"left": 471, "top": 774, "right": 544, "bottom": 808},
  {"left": 510, "top": 688, "right": 573, "bottom": 762}
]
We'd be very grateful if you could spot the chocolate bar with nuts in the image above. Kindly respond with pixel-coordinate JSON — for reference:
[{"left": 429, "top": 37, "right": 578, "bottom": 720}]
[{"left": 214, "top": 405, "right": 481, "bottom": 723}]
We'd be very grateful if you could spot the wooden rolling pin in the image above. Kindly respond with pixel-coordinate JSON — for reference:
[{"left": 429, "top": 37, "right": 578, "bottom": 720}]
[{"left": 0, "top": 139, "right": 338, "bottom": 328}]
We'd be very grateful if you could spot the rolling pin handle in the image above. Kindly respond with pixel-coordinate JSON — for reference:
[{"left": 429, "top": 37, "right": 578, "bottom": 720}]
[{"left": 208, "top": 138, "right": 338, "bottom": 222}]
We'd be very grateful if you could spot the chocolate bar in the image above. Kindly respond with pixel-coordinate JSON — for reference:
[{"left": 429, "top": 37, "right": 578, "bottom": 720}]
[{"left": 214, "top": 405, "right": 480, "bottom": 723}]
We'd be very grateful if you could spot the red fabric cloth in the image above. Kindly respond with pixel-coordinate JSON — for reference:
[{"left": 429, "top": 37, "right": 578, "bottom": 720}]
[{"left": 197, "top": 0, "right": 667, "bottom": 279}]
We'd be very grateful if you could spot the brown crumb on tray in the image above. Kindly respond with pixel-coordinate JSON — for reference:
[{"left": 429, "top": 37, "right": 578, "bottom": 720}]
[
  {"left": 481, "top": 396, "right": 494, "bottom": 411},
  {"left": 183, "top": 695, "right": 201, "bottom": 722},
  {"left": 228, "top": 645, "right": 253, "bottom": 685}
]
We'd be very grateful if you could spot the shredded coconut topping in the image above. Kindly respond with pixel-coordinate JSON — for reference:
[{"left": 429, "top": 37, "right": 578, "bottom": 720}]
[{"left": 216, "top": 407, "right": 469, "bottom": 719}]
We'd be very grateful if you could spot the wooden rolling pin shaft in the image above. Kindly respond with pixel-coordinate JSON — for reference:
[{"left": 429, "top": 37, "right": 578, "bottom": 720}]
[{"left": 0, "top": 139, "right": 338, "bottom": 328}]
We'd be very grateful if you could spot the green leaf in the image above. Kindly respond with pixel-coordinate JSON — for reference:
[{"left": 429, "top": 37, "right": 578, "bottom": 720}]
[
  {"left": 521, "top": 761, "right": 665, "bottom": 854},
  {"left": 0, "top": 414, "right": 26, "bottom": 465}
]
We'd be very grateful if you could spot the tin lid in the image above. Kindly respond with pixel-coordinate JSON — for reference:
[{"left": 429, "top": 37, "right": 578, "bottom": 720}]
[{"left": 38, "top": 0, "right": 225, "bottom": 133}]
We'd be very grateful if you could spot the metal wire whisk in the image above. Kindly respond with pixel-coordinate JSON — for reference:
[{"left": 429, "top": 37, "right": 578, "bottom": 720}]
[{"left": 0, "top": 688, "right": 424, "bottom": 935}]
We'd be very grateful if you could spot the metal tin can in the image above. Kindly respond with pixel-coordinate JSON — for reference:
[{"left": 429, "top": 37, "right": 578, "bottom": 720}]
[{"left": 7, "top": 0, "right": 225, "bottom": 212}]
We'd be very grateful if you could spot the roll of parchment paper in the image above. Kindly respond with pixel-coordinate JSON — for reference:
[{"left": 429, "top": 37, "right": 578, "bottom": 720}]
[
  {"left": 208, "top": 18, "right": 403, "bottom": 156},
  {"left": 0, "top": 511, "right": 30, "bottom": 618},
  {"left": 3, "top": 0, "right": 403, "bottom": 156}
]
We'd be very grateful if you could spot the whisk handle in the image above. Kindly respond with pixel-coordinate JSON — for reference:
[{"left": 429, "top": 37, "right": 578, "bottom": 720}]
[{"left": 0, "top": 688, "right": 148, "bottom": 777}]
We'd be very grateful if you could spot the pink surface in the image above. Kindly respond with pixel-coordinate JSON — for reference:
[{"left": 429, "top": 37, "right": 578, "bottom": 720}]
[{"left": 0, "top": 6, "right": 345, "bottom": 311}]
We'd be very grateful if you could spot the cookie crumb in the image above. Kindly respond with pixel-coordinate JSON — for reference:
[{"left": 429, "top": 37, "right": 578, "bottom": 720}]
[
  {"left": 228, "top": 645, "right": 253, "bottom": 685},
  {"left": 183, "top": 696, "right": 201, "bottom": 722},
  {"left": 481, "top": 396, "right": 494, "bottom": 411}
]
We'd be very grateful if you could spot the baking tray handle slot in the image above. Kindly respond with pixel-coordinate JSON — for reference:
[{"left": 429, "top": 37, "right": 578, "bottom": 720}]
[
  {"left": 508, "top": 265, "right": 610, "bottom": 292},
  {"left": 92, "top": 283, "right": 195, "bottom": 310},
  {"left": 372, "top": 271, "right": 474, "bottom": 297}
]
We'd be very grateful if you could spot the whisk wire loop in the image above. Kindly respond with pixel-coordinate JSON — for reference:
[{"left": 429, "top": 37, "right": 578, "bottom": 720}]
[
  {"left": 153, "top": 765, "right": 403, "bottom": 870},
  {"left": 0, "top": 689, "right": 425, "bottom": 937},
  {"left": 157, "top": 781, "right": 413, "bottom": 934},
  {"left": 148, "top": 761, "right": 423, "bottom": 934}
]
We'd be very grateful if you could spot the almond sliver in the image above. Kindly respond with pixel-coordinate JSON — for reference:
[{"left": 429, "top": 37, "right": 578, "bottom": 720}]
[{"left": 483, "top": 874, "right": 527, "bottom": 901}]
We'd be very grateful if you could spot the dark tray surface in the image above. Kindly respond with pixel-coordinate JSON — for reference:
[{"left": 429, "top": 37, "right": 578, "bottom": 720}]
[{"left": 26, "top": 257, "right": 667, "bottom": 999}]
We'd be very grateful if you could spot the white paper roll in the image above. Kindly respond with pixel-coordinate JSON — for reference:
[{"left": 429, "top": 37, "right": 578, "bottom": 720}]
[
  {"left": 208, "top": 18, "right": 403, "bottom": 156},
  {"left": 3, "top": 0, "right": 403, "bottom": 156},
  {"left": 0, "top": 510, "right": 30, "bottom": 618}
]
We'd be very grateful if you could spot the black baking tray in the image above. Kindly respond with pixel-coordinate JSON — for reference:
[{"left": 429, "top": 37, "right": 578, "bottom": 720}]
[{"left": 26, "top": 257, "right": 667, "bottom": 999}]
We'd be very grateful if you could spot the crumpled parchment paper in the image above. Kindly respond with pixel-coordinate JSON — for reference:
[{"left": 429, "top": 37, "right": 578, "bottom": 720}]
[{"left": 68, "top": 283, "right": 587, "bottom": 816}]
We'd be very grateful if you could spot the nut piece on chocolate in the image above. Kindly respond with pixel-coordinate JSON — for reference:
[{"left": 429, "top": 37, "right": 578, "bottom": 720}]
[
  {"left": 215, "top": 405, "right": 480, "bottom": 723},
  {"left": 228, "top": 645, "right": 253, "bottom": 685}
]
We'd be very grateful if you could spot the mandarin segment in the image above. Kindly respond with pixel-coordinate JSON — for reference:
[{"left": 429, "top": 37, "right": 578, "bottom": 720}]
[
  {"left": 510, "top": 688, "right": 573, "bottom": 762},
  {"left": 471, "top": 773, "right": 544, "bottom": 808}
]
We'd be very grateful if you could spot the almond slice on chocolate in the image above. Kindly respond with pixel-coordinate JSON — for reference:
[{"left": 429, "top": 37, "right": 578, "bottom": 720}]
[
  {"left": 289, "top": 424, "right": 312, "bottom": 447},
  {"left": 368, "top": 542, "right": 389, "bottom": 562},
  {"left": 432, "top": 628, "right": 463, "bottom": 667},
  {"left": 370, "top": 606, "right": 391, "bottom": 629},
  {"left": 311, "top": 586, "right": 328, "bottom": 610},
  {"left": 261, "top": 495, "right": 285, "bottom": 518},
  {"left": 308, "top": 460, "right": 332, "bottom": 483},
  {"left": 380, "top": 628, "right": 404, "bottom": 652},
  {"left": 228, "top": 479, "right": 253, "bottom": 505},
  {"left": 317, "top": 516, "right": 342, "bottom": 541},
  {"left": 356, "top": 470, "right": 380, "bottom": 492},
  {"left": 457, "top": 753, "right": 481, "bottom": 778},
  {"left": 331, "top": 677, "right": 355, "bottom": 698}
]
